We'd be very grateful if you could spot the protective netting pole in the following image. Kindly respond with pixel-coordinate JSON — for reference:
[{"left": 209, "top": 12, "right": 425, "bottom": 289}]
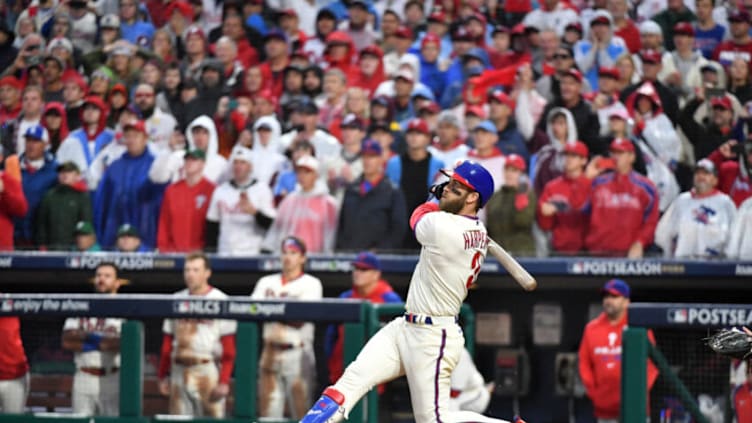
[
  {"left": 120, "top": 320, "right": 143, "bottom": 418},
  {"left": 648, "top": 343, "right": 709, "bottom": 423},
  {"left": 622, "top": 327, "right": 647, "bottom": 423}
]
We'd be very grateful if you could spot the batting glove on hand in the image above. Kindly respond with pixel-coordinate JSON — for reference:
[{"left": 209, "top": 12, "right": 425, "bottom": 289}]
[{"left": 429, "top": 182, "right": 448, "bottom": 201}]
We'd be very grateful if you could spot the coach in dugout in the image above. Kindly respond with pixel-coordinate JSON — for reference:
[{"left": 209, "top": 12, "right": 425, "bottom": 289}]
[{"left": 578, "top": 279, "right": 659, "bottom": 423}]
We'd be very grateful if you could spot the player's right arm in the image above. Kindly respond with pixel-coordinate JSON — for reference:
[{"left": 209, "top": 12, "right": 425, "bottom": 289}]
[
  {"left": 62, "top": 319, "right": 120, "bottom": 352},
  {"left": 157, "top": 319, "right": 174, "bottom": 396}
]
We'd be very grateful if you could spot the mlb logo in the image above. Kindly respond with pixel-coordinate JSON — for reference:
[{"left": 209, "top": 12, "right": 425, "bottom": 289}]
[
  {"left": 68, "top": 257, "right": 81, "bottom": 268},
  {"left": 1, "top": 300, "right": 12, "bottom": 312},
  {"left": 174, "top": 301, "right": 190, "bottom": 313},
  {"left": 667, "top": 308, "right": 688, "bottom": 323},
  {"left": 570, "top": 262, "right": 584, "bottom": 274}
]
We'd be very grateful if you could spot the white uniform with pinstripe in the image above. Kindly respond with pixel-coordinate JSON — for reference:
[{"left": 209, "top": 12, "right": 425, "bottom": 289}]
[{"left": 331, "top": 210, "right": 509, "bottom": 423}]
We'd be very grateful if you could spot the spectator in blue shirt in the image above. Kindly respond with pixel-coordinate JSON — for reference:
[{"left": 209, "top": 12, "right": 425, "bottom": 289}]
[{"left": 119, "top": 0, "right": 155, "bottom": 46}]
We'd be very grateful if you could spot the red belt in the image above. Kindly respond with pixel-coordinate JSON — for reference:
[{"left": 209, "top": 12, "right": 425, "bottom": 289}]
[
  {"left": 174, "top": 357, "right": 212, "bottom": 366},
  {"left": 265, "top": 342, "right": 302, "bottom": 351},
  {"left": 80, "top": 366, "right": 119, "bottom": 376}
]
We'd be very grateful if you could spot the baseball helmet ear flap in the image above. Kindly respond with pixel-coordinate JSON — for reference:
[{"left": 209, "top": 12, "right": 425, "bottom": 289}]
[{"left": 442, "top": 160, "right": 495, "bottom": 207}]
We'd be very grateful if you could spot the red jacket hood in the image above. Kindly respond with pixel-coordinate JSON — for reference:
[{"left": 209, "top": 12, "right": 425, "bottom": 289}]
[
  {"left": 43, "top": 102, "right": 69, "bottom": 140},
  {"left": 625, "top": 81, "right": 663, "bottom": 118}
]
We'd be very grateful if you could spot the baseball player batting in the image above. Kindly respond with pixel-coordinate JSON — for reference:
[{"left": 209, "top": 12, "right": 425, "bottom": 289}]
[
  {"left": 61, "top": 262, "right": 125, "bottom": 416},
  {"left": 251, "top": 236, "right": 323, "bottom": 419},
  {"left": 300, "top": 161, "right": 526, "bottom": 423},
  {"left": 158, "top": 253, "right": 237, "bottom": 418}
]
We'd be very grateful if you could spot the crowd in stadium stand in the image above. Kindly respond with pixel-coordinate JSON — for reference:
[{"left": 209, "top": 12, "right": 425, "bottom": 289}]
[{"left": 2, "top": 0, "right": 752, "bottom": 258}]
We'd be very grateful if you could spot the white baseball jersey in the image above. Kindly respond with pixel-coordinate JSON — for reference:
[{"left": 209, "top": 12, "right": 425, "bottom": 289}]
[
  {"left": 62, "top": 318, "right": 123, "bottom": 368},
  {"left": 162, "top": 288, "right": 237, "bottom": 360},
  {"left": 251, "top": 273, "right": 323, "bottom": 346},
  {"left": 206, "top": 180, "right": 277, "bottom": 256},
  {"left": 407, "top": 210, "right": 488, "bottom": 317},
  {"left": 654, "top": 190, "right": 737, "bottom": 258}
]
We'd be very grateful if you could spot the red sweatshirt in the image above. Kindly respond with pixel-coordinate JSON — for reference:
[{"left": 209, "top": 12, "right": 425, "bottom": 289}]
[
  {"left": 537, "top": 174, "right": 591, "bottom": 253},
  {"left": 157, "top": 178, "right": 215, "bottom": 253},
  {"left": 585, "top": 171, "right": 659, "bottom": 255},
  {"left": 707, "top": 150, "right": 752, "bottom": 207},
  {"left": 0, "top": 172, "right": 28, "bottom": 251},
  {"left": 0, "top": 317, "right": 29, "bottom": 380},
  {"left": 578, "top": 312, "right": 658, "bottom": 419},
  {"left": 614, "top": 21, "right": 642, "bottom": 54},
  {"left": 734, "top": 382, "right": 752, "bottom": 422}
]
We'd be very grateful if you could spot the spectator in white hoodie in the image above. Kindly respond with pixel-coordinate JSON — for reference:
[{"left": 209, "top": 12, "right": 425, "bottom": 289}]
[{"left": 727, "top": 196, "right": 752, "bottom": 259}]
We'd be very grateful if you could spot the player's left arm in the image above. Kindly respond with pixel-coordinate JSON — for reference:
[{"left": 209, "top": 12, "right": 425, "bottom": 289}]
[{"left": 211, "top": 322, "right": 238, "bottom": 402}]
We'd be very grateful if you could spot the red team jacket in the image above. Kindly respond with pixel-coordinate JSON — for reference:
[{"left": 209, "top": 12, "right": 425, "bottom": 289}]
[
  {"left": 536, "top": 174, "right": 591, "bottom": 253},
  {"left": 578, "top": 313, "right": 658, "bottom": 419},
  {"left": 584, "top": 172, "right": 659, "bottom": 255},
  {"left": 157, "top": 178, "right": 215, "bottom": 252},
  {"left": 0, "top": 172, "right": 28, "bottom": 251},
  {"left": 707, "top": 150, "right": 752, "bottom": 207},
  {"left": 734, "top": 382, "right": 752, "bottom": 422},
  {"left": 0, "top": 317, "right": 29, "bottom": 380}
]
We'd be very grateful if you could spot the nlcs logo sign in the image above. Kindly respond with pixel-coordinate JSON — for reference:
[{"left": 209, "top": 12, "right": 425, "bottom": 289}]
[{"left": 173, "top": 300, "right": 221, "bottom": 315}]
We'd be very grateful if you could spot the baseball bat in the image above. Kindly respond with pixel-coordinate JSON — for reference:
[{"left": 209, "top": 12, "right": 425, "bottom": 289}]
[{"left": 487, "top": 238, "right": 537, "bottom": 291}]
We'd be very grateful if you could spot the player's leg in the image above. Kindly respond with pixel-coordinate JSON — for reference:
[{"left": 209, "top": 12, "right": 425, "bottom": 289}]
[
  {"left": 197, "top": 363, "right": 224, "bottom": 418},
  {"left": 282, "top": 347, "right": 314, "bottom": 419},
  {"left": 168, "top": 364, "right": 193, "bottom": 415},
  {"left": 301, "top": 318, "right": 406, "bottom": 423},
  {"left": 100, "top": 372, "right": 119, "bottom": 416},
  {"left": 0, "top": 373, "right": 29, "bottom": 413},
  {"left": 258, "top": 346, "right": 285, "bottom": 418},
  {"left": 71, "top": 372, "right": 97, "bottom": 416},
  {"left": 451, "top": 386, "right": 491, "bottom": 414}
]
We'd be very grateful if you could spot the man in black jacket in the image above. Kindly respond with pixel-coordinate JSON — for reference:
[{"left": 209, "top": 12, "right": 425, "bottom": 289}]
[
  {"left": 336, "top": 139, "right": 407, "bottom": 252},
  {"left": 620, "top": 49, "right": 679, "bottom": 124},
  {"left": 679, "top": 88, "right": 736, "bottom": 160}
]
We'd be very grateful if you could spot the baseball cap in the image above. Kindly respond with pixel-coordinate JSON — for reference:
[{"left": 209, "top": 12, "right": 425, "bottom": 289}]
[
  {"left": 117, "top": 223, "right": 140, "bottom": 238},
  {"left": 295, "top": 155, "right": 320, "bottom": 172},
  {"left": 673, "top": 22, "right": 695, "bottom": 36},
  {"left": 360, "top": 45, "right": 383, "bottom": 59},
  {"left": 505, "top": 154, "right": 526, "bottom": 171},
  {"left": 561, "top": 68, "right": 583, "bottom": 83},
  {"left": 437, "top": 110, "right": 460, "bottom": 128},
  {"left": 639, "top": 20, "right": 663, "bottom": 36},
  {"left": 23, "top": 124, "right": 47, "bottom": 142},
  {"left": 695, "top": 158, "right": 717, "bottom": 175},
  {"left": 610, "top": 138, "right": 635, "bottom": 153},
  {"left": 729, "top": 9, "right": 751, "bottom": 24},
  {"left": 43, "top": 54, "right": 65, "bottom": 69},
  {"left": 608, "top": 109, "right": 630, "bottom": 121},
  {"left": 184, "top": 149, "right": 206, "bottom": 160},
  {"left": 406, "top": 118, "right": 430, "bottom": 134},
  {"left": 602, "top": 279, "right": 630, "bottom": 298},
  {"left": 394, "top": 26, "right": 414, "bottom": 39},
  {"left": 565, "top": 22, "right": 583, "bottom": 33},
  {"left": 492, "top": 25, "right": 511, "bottom": 35},
  {"left": 352, "top": 251, "right": 381, "bottom": 270},
  {"left": 75, "top": 221, "right": 95, "bottom": 235},
  {"left": 465, "top": 104, "right": 487, "bottom": 118},
  {"left": 368, "top": 120, "right": 393, "bottom": 133},
  {"left": 47, "top": 37, "right": 73, "bottom": 54},
  {"left": 440, "top": 160, "right": 494, "bottom": 207},
  {"left": 0, "top": 76, "right": 22, "bottom": 90},
  {"left": 185, "top": 25, "right": 206, "bottom": 40},
  {"left": 361, "top": 138, "right": 383, "bottom": 156},
  {"left": 640, "top": 49, "right": 662, "bottom": 64},
  {"left": 418, "top": 102, "right": 441, "bottom": 115},
  {"left": 279, "top": 8, "right": 298, "bottom": 17},
  {"left": 296, "top": 99, "right": 319, "bottom": 115},
  {"left": 348, "top": 0, "right": 368, "bottom": 9},
  {"left": 427, "top": 9, "right": 446, "bottom": 23},
  {"left": 57, "top": 161, "right": 80, "bottom": 173},
  {"left": 452, "top": 26, "right": 474, "bottom": 41},
  {"left": 473, "top": 120, "right": 497, "bottom": 133},
  {"left": 563, "top": 141, "right": 589, "bottom": 158},
  {"left": 340, "top": 113, "right": 366, "bottom": 131},
  {"left": 421, "top": 33, "right": 441, "bottom": 48},
  {"left": 710, "top": 96, "right": 732, "bottom": 110},
  {"left": 282, "top": 236, "right": 307, "bottom": 254},
  {"left": 264, "top": 28, "right": 288, "bottom": 43},
  {"left": 590, "top": 10, "right": 612, "bottom": 27},
  {"left": 100, "top": 13, "right": 121, "bottom": 28},
  {"left": 598, "top": 66, "right": 621, "bottom": 79},
  {"left": 123, "top": 120, "right": 147, "bottom": 134},
  {"left": 231, "top": 145, "right": 254, "bottom": 164},
  {"left": 395, "top": 68, "right": 415, "bottom": 82},
  {"left": 488, "top": 89, "right": 515, "bottom": 109}
]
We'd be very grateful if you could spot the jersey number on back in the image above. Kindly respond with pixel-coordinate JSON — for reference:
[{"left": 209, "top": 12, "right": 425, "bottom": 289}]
[{"left": 466, "top": 251, "right": 482, "bottom": 288}]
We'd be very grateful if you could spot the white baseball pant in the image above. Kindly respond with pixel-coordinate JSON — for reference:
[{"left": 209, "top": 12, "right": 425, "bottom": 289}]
[
  {"left": 449, "top": 387, "right": 491, "bottom": 414},
  {"left": 0, "top": 373, "right": 29, "bottom": 413},
  {"left": 258, "top": 344, "right": 315, "bottom": 419},
  {"left": 332, "top": 316, "right": 513, "bottom": 423},
  {"left": 72, "top": 370, "right": 119, "bottom": 416},
  {"left": 169, "top": 362, "right": 224, "bottom": 417}
]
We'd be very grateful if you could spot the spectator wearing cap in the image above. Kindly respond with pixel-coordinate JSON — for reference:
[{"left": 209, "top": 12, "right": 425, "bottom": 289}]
[
  {"left": 706, "top": 140, "right": 752, "bottom": 207},
  {"left": 415, "top": 33, "right": 447, "bottom": 101},
  {"left": 536, "top": 45, "right": 587, "bottom": 104},
  {"left": 279, "top": 100, "right": 342, "bottom": 160},
  {"left": 325, "top": 251, "right": 402, "bottom": 386},
  {"left": 428, "top": 111, "right": 470, "bottom": 166},
  {"left": 383, "top": 26, "right": 419, "bottom": 78},
  {"left": 586, "top": 66, "right": 630, "bottom": 138},
  {"left": 574, "top": 11, "right": 628, "bottom": 92},
  {"left": 487, "top": 89, "right": 529, "bottom": 161},
  {"left": 327, "top": 114, "right": 367, "bottom": 199},
  {"left": 323, "top": 31, "right": 358, "bottom": 83},
  {"left": 277, "top": 9, "right": 308, "bottom": 53},
  {"left": 206, "top": 146, "right": 276, "bottom": 255},
  {"left": 4, "top": 85, "right": 44, "bottom": 156},
  {"left": 66, "top": 0, "right": 97, "bottom": 54},
  {"left": 272, "top": 140, "right": 317, "bottom": 203},
  {"left": 73, "top": 220, "right": 100, "bottom": 252},
  {"left": 157, "top": 149, "right": 215, "bottom": 253},
  {"left": 390, "top": 68, "right": 418, "bottom": 123},
  {"left": 318, "top": 68, "right": 350, "bottom": 129},
  {"left": 93, "top": 120, "right": 167, "bottom": 250},
  {"left": 41, "top": 54, "right": 65, "bottom": 103},
  {"left": 537, "top": 141, "right": 591, "bottom": 255},
  {"left": 578, "top": 279, "right": 659, "bottom": 423},
  {"left": 263, "top": 155, "right": 339, "bottom": 254},
  {"left": 662, "top": 22, "right": 708, "bottom": 101},
  {"left": 655, "top": 158, "right": 736, "bottom": 258},
  {"left": 259, "top": 29, "right": 291, "bottom": 98},
  {"left": 632, "top": 21, "right": 667, "bottom": 76},
  {"left": 79, "top": 15, "right": 121, "bottom": 74},
  {"left": 35, "top": 161, "right": 91, "bottom": 250},
  {"left": 115, "top": 223, "right": 148, "bottom": 252},
  {"left": 57, "top": 96, "right": 115, "bottom": 187},
  {"left": 279, "top": 65, "right": 308, "bottom": 115},
  {"left": 680, "top": 86, "right": 738, "bottom": 161},
  {"left": 693, "top": 0, "right": 726, "bottom": 60},
  {"left": 130, "top": 83, "right": 177, "bottom": 154},
  {"left": 14, "top": 124, "right": 57, "bottom": 247},
  {"left": 250, "top": 116, "right": 288, "bottom": 189},
  {"left": 180, "top": 26, "right": 210, "bottom": 84},
  {"left": 585, "top": 138, "right": 659, "bottom": 258},
  {"left": 608, "top": 0, "right": 641, "bottom": 54},
  {"left": 621, "top": 50, "right": 680, "bottom": 124},
  {"left": 352, "top": 45, "right": 386, "bottom": 98},
  {"left": 652, "top": 0, "right": 696, "bottom": 51},
  {"left": 485, "top": 154, "right": 536, "bottom": 255},
  {"left": 303, "top": 9, "right": 339, "bottom": 65},
  {"left": 337, "top": 0, "right": 377, "bottom": 52},
  {"left": 336, "top": 138, "right": 407, "bottom": 251},
  {"left": 625, "top": 82, "right": 682, "bottom": 169},
  {"left": 105, "top": 42, "right": 137, "bottom": 85},
  {"left": 603, "top": 108, "right": 650, "bottom": 176},
  {"left": 712, "top": 9, "right": 752, "bottom": 69},
  {"left": 410, "top": 8, "right": 453, "bottom": 62},
  {"left": 537, "top": 69, "right": 602, "bottom": 155},
  {"left": 62, "top": 74, "right": 87, "bottom": 131},
  {"left": 532, "top": 108, "right": 579, "bottom": 196},
  {"left": 467, "top": 120, "right": 506, "bottom": 192},
  {"left": 0, "top": 77, "right": 22, "bottom": 123},
  {"left": 329, "top": 87, "right": 370, "bottom": 142},
  {"left": 106, "top": 83, "right": 130, "bottom": 128},
  {"left": 119, "top": 0, "right": 155, "bottom": 47},
  {"left": 0, "top": 147, "right": 28, "bottom": 251},
  {"left": 42, "top": 102, "right": 69, "bottom": 153},
  {"left": 521, "top": 0, "right": 578, "bottom": 37}
]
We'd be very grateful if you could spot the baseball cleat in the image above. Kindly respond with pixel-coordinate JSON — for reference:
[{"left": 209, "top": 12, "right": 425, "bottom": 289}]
[{"left": 513, "top": 415, "right": 527, "bottom": 423}]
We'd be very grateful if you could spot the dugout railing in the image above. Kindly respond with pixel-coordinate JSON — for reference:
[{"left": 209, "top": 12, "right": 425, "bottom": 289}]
[{"left": 0, "top": 294, "right": 374, "bottom": 423}]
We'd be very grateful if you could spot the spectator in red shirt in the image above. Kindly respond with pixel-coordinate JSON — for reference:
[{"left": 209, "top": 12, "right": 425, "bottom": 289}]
[
  {"left": 585, "top": 138, "right": 659, "bottom": 258},
  {"left": 0, "top": 77, "right": 22, "bottom": 123},
  {"left": 734, "top": 366, "right": 752, "bottom": 422},
  {"left": 609, "top": 0, "right": 641, "bottom": 53},
  {"left": 578, "top": 279, "right": 659, "bottom": 423},
  {"left": 259, "top": 29, "right": 290, "bottom": 99},
  {"left": 0, "top": 152, "right": 28, "bottom": 251},
  {"left": 157, "top": 149, "right": 215, "bottom": 253},
  {"left": 707, "top": 140, "right": 752, "bottom": 207},
  {"left": 352, "top": 45, "right": 385, "bottom": 98},
  {"left": 537, "top": 141, "right": 591, "bottom": 255},
  {"left": 216, "top": 13, "right": 259, "bottom": 69},
  {"left": 0, "top": 314, "right": 30, "bottom": 413},
  {"left": 712, "top": 9, "right": 752, "bottom": 69}
]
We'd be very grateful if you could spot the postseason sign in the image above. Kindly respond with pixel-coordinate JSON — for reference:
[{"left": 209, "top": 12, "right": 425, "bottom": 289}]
[{"left": 629, "top": 303, "right": 752, "bottom": 329}]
